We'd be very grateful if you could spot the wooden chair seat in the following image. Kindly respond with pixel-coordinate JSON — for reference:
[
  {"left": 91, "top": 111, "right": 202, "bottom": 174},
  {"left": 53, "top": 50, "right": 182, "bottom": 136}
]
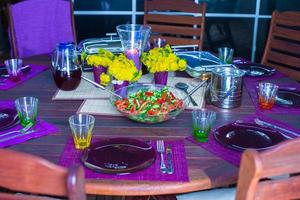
[
  {"left": 0, "top": 149, "right": 86, "bottom": 200},
  {"left": 144, "top": 0, "right": 206, "bottom": 50},
  {"left": 262, "top": 11, "right": 300, "bottom": 81}
]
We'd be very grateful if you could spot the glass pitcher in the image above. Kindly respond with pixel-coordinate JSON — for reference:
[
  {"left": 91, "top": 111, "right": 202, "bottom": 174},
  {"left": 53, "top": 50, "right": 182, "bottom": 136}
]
[{"left": 52, "top": 42, "right": 82, "bottom": 91}]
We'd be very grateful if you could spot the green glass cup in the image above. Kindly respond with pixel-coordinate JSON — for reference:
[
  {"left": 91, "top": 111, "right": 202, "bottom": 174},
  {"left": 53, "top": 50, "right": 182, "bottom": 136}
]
[
  {"left": 218, "top": 47, "right": 234, "bottom": 64},
  {"left": 192, "top": 109, "right": 216, "bottom": 142},
  {"left": 15, "top": 97, "right": 39, "bottom": 127}
]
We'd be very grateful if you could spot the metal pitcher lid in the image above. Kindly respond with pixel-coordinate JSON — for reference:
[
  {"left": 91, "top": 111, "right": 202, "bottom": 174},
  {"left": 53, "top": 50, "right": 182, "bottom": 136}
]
[{"left": 212, "top": 66, "right": 245, "bottom": 77}]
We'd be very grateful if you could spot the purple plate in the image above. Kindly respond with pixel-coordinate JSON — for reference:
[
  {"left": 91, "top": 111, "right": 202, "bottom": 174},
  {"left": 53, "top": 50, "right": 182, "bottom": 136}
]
[
  {"left": 214, "top": 122, "right": 286, "bottom": 151},
  {"left": 81, "top": 138, "right": 156, "bottom": 174},
  {"left": 276, "top": 89, "right": 300, "bottom": 107},
  {"left": 238, "top": 65, "right": 275, "bottom": 77},
  {"left": 0, "top": 108, "right": 18, "bottom": 131}
]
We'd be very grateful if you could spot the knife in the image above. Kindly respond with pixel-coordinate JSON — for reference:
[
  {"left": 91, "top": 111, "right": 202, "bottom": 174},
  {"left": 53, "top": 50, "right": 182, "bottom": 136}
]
[
  {"left": 166, "top": 146, "right": 174, "bottom": 174},
  {"left": 254, "top": 118, "right": 299, "bottom": 138}
]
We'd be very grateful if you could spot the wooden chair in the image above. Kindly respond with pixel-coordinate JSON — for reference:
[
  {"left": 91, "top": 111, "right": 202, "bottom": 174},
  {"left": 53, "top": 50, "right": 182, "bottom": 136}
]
[
  {"left": 177, "top": 137, "right": 300, "bottom": 200},
  {"left": 144, "top": 0, "right": 206, "bottom": 50},
  {"left": 262, "top": 11, "right": 300, "bottom": 81},
  {"left": 7, "top": 0, "right": 77, "bottom": 58},
  {"left": 0, "top": 149, "right": 86, "bottom": 200}
]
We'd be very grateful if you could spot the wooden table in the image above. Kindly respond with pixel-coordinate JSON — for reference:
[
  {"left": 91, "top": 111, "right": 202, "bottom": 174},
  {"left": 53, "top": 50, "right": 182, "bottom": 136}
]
[{"left": 1, "top": 55, "right": 300, "bottom": 196}]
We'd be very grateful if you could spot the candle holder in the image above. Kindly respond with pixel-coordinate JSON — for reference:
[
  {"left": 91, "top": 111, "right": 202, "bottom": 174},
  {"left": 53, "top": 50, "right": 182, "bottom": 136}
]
[{"left": 116, "top": 24, "right": 151, "bottom": 71}]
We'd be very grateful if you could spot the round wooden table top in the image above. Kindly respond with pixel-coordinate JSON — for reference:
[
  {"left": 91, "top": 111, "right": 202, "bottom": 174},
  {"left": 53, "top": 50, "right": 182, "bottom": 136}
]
[{"left": 2, "top": 55, "right": 299, "bottom": 196}]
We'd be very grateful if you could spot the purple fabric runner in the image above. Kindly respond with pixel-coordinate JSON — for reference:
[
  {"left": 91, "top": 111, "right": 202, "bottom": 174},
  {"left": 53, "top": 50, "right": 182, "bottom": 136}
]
[
  {"left": 59, "top": 137, "right": 189, "bottom": 182},
  {"left": 186, "top": 113, "right": 300, "bottom": 167},
  {"left": 0, "top": 65, "right": 48, "bottom": 90},
  {"left": 244, "top": 80, "right": 300, "bottom": 114},
  {"left": 0, "top": 100, "right": 59, "bottom": 147}
]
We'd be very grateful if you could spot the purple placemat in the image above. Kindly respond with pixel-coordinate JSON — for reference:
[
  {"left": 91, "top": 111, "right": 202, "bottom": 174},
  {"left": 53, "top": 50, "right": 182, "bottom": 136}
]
[
  {"left": 0, "top": 64, "right": 48, "bottom": 90},
  {"left": 233, "top": 58, "right": 286, "bottom": 82},
  {"left": 244, "top": 80, "right": 300, "bottom": 114},
  {"left": 59, "top": 137, "right": 189, "bottom": 182},
  {"left": 0, "top": 100, "right": 59, "bottom": 147},
  {"left": 186, "top": 113, "right": 300, "bottom": 167}
]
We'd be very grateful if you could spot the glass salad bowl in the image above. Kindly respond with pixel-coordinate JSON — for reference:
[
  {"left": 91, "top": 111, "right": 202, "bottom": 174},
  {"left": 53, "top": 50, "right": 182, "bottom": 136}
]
[{"left": 109, "top": 83, "right": 190, "bottom": 123}]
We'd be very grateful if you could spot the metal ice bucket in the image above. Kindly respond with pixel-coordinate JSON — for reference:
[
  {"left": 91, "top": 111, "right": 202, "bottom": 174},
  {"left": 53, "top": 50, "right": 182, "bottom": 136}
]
[{"left": 209, "top": 66, "right": 245, "bottom": 109}]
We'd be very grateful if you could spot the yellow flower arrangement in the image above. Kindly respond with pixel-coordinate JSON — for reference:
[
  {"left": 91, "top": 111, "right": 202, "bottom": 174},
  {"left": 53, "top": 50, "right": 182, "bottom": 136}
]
[
  {"left": 86, "top": 48, "right": 114, "bottom": 67},
  {"left": 108, "top": 54, "right": 142, "bottom": 81},
  {"left": 99, "top": 73, "right": 110, "bottom": 86},
  {"left": 141, "top": 45, "right": 186, "bottom": 73}
]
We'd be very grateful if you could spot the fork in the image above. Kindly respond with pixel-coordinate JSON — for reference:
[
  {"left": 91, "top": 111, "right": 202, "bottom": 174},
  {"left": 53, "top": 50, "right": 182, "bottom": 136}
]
[
  {"left": 0, "top": 122, "right": 34, "bottom": 138},
  {"left": 0, "top": 129, "right": 37, "bottom": 143},
  {"left": 157, "top": 140, "right": 167, "bottom": 173}
]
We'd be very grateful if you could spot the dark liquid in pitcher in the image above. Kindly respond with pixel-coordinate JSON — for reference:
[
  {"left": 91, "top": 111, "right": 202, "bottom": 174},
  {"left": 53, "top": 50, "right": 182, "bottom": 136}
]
[{"left": 53, "top": 68, "right": 81, "bottom": 91}]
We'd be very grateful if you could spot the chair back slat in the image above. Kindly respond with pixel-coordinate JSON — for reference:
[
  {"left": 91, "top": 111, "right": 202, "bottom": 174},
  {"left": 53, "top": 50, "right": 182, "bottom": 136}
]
[
  {"left": 236, "top": 138, "right": 300, "bottom": 200},
  {"left": 262, "top": 11, "right": 300, "bottom": 81},
  {"left": 150, "top": 24, "right": 202, "bottom": 37},
  {"left": 146, "top": 0, "right": 202, "bottom": 13},
  {"left": 146, "top": 14, "right": 203, "bottom": 26},
  {"left": 144, "top": 0, "right": 206, "bottom": 50},
  {"left": 0, "top": 149, "right": 86, "bottom": 200}
]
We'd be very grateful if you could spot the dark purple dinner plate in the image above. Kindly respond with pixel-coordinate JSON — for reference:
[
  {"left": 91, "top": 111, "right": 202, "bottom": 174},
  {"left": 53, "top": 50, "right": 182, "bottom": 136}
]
[
  {"left": 276, "top": 89, "right": 300, "bottom": 107},
  {"left": 81, "top": 138, "right": 156, "bottom": 174},
  {"left": 214, "top": 122, "right": 286, "bottom": 151},
  {"left": 238, "top": 65, "right": 276, "bottom": 77},
  {"left": 0, "top": 108, "right": 18, "bottom": 131}
]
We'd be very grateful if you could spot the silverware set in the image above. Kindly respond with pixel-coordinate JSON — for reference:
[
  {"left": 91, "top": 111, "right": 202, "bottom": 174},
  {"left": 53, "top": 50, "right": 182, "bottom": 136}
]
[
  {"left": 0, "top": 122, "right": 35, "bottom": 143},
  {"left": 157, "top": 140, "right": 174, "bottom": 174}
]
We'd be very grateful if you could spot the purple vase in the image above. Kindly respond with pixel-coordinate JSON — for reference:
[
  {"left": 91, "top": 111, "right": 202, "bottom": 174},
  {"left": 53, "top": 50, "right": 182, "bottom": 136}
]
[
  {"left": 93, "top": 65, "right": 107, "bottom": 84},
  {"left": 124, "top": 49, "right": 141, "bottom": 71},
  {"left": 154, "top": 71, "right": 168, "bottom": 85},
  {"left": 113, "top": 80, "right": 129, "bottom": 97}
]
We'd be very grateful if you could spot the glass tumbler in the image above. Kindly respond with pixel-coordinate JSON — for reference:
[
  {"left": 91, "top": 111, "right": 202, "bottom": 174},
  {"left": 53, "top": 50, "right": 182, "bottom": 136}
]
[
  {"left": 15, "top": 97, "right": 39, "bottom": 127},
  {"left": 258, "top": 82, "right": 278, "bottom": 110},
  {"left": 4, "top": 59, "right": 23, "bottom": 82},
  {"left": 69, "top": 114, "right": 95, "bottom": 149},
  {"left": 192, "top": 109, "right": 216, "bottom": 142},
  {"left": 218, "top": 47, "right": 234, "bottom": 64}
]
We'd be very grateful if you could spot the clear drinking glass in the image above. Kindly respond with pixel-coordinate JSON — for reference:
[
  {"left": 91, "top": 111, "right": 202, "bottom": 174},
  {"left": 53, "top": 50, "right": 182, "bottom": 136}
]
[
  {"left": 69, "top": 114, "right": 95, "bottom": 150},
  {"left": 192, "top": 109, "right": 216, "bottom": 142},
  {"left": 116, "top": 24, "right": 151, "bottom": 71},
  {"left": 218, "top": 47, "right": 234, "bottom": 64},
  {"left": 258, "top": 82, "right": 278, "bottom": 110},
  {"left": 4, "top": 59, "right": 23, "bottom": 82},
  {"left": 15, "top": 97, "right": 39, "bottom": 127},
  {"left": 52, "top": 42, "right": 82, "bottom": 91}
]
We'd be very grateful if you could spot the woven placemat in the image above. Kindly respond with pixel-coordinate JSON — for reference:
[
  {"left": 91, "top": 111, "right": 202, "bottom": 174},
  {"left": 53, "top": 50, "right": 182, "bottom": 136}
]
[
  {"left": 52, "top": 72, "right": 154, "bottom": 100},
  {"left": 78, "top": 77, "right": 206, "bottom": 116}
]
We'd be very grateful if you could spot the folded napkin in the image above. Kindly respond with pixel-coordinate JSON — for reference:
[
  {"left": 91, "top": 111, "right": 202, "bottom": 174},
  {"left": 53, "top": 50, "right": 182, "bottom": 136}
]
[
  {"left": 245, "top": 80, "right": 300, "bottom": 114},
  {"left": 0, "top": 100, "right": 59, "bottom": 147},
  {"left": 186, "top": 114, "right": 300, "bottom": 166},
  {"left": 59, "top": 137, "right": 189, "bottom": 182},
  {"left": 0, "top": 65, "right": 48, "bottom": 90}
]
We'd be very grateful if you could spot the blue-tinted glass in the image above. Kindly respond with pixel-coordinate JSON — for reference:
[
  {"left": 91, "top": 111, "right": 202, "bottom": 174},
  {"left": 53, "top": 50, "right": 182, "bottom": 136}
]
[
  {"left": 75, "top": 15, "right": 131, "bottom": 41},
  {"left": 255, "top": 19, "right": 271, "bottom": 62},
  {"left": 260, "top": 0, "right": 300, "bottom": 15},
  {"left": 74, "top": 0, "right": 132, "bottom": 11}
]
